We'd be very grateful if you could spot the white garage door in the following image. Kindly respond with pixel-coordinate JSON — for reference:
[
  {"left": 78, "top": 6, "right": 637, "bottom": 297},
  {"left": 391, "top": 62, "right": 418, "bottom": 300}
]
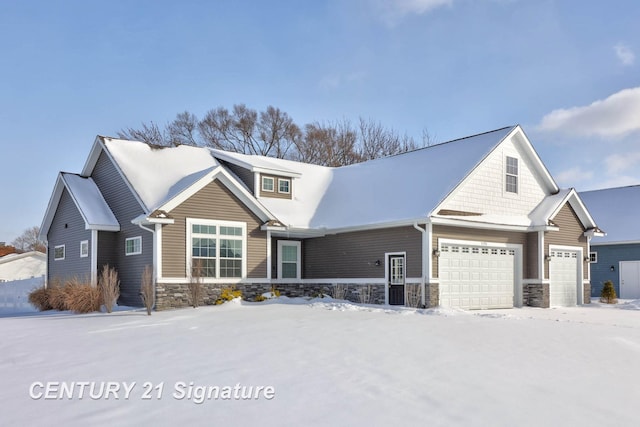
[
  {"left": 439, "top": 244, "right": 515, "bottom": 309},
  {"left": 549, "top": 250, "right": 578, "bottom": 307}
]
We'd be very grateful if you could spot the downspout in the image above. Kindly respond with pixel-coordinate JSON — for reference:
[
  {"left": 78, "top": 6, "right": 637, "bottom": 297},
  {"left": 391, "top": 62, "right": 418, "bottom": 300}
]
[
  {"left": 413, "top": 222, "right": 427, "bottom": 308},
  {"left": 137, "top": 222, "right": 157, "bottom": 310}
]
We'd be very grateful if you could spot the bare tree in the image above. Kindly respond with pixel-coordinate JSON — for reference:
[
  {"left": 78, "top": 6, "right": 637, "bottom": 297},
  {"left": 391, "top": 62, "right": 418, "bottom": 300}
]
[
  {"left": 117, "top": 121, "right": 170, "bottom": 146},
  {"left": 188, "top": 259, "right": 204, "bottom": 308},
  {"left": 12, "top": 226, "right": 46, "bottom": 253},
  {"left": 167, "top": 111, "right": 199, "bottom": 146},
  {"left": 116, "top": 104, "right": 431, "bottom": 166}
]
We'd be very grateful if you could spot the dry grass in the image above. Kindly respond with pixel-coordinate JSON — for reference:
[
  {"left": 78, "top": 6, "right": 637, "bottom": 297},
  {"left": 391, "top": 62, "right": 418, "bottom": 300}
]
[
  {"left": 331, "top": 284, "right": 347, "bottom": 300},
  {"left": 405, "top": 284, "right": 422, "bottom": 308},
  {"left": 28, "top": 286, "right": 52, "bottom": 311},
  {"left": 140, "top": 265, "right": 155, "bottom": 315},
  {"left": 358, "top": 285, "right": 373, "bottom": 304},
  {"left": 99, "top": 265, "right": 120, "bottom": 313},
  {"left": 48, "top": 283, "right": 73, "bottom": 311},
  {"left": 66, "top": 285, "right": 102, "bottom": 313}
]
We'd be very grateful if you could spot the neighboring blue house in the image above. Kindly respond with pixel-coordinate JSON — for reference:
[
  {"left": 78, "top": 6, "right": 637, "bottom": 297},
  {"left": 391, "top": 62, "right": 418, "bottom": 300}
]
[{"left": 580, "top": 185, "right": 640, "bottom": 299}]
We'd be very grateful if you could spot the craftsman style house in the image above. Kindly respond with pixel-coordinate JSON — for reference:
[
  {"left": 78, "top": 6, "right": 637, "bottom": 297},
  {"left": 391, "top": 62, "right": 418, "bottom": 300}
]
[{"left": 40, "top": 125, "right": 602, "bottom": 309}]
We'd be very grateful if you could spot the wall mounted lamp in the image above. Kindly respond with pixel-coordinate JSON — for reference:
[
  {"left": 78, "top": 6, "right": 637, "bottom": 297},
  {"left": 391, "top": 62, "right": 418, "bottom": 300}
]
[
  {"left": 610, "top": 265, "right": 615, "bottom": 272},
  {"left": 432, "top": 249, "right": 441, "bottom": 258},
  {"left": 545, "top": 255, "right": 552, "bottom": 262},
  {"left": 584, "top": 256, "right": 591, "bottom": 263},
  {"left": 374, "top": 260, "right": 381, "bottom": 267}
]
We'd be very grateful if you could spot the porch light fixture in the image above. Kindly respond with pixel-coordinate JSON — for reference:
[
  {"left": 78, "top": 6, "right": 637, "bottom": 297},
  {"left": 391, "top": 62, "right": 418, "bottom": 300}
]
[
  {"left": 584, "top": 256, "right": 590, "bottom": 262},
  {"left": 374, "top": 260, "right": 381, "bottom": 267},
  {"left": 545, "top": 255, "right": 552, "bottom": 262},
  {"left": 432, "top": 249, "right": 441, "bottom": 257},
  {"left": 610, "top": 265, "right": 615, "bottom": 272}
]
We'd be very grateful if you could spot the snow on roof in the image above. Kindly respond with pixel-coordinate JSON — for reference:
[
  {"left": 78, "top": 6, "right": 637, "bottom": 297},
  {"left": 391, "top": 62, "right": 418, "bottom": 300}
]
[
  {"left": 580, "top": 185, "right": 640, "bottom": 244},
  {"left": 211, "top": 149, "right": 302, "bottom": 177},
  {"left": 103, "top": 138, "right": 220, "bottom": 212},
  {"left": 247, "top": 126, "right": 515, "bottom": 230},
  {"left": 61, "top": 173, "right": 119, "bottom": 229}
]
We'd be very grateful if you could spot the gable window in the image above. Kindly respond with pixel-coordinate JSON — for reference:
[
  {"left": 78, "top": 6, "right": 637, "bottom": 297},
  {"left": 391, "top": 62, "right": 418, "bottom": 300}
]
[
  {"left": 125, "top": 236, "right": 142, "bottom": 256},
  {"left": 278, "top": 178, "right": 290, "bottom": 194},
  {"left": 506, "top": 156, "right": 518, "bottom": 193},
  {"left": 277, "top": 240, "right": 301, "bottom": 279},
  {"left": 188, "top": 219, "right": 246, "bottom": 279},
  {"left": 80, "top": 240, "right": 89, "bottom": 258},
  {"left": 262, "top": 176, "right": 274, "bottom": 192},
  {"left": 590, "top": 252, "right": 598, "bottom": 263},
  {"left": 54, "top": 245, "right": 65, "bottom": 261}
]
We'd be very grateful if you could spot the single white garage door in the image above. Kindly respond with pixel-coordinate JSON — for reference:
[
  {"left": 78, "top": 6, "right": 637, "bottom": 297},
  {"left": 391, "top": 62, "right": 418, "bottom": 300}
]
[
  {"left": 549, "top": 250, "right": 578, "bottom": 307},
  {"left": 439, "top": 244, "right": 515, "bottom": 309}
]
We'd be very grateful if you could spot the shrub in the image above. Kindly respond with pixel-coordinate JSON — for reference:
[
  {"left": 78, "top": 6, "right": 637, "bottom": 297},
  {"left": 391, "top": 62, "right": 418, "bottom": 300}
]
[
  {"left": 331, "top": 284, "right": 346, "bottom": 300},
  {"left": 140, "top": 265, "right": 155, "bottom": 315},
  {"left": 600, "top": 280, "right": 618, "bottom": 304},
  {"left": 215, "top": 287, "right": 242, "bottom": 305},
  {"left": 48, "top": 283, "right": 73, "bottom": 311},
  {"left": 66, "top": 284, "right": 102, "bottom": 313},
  {"left": 28, "top": 286, "right": 52, "bottom": 311},
  {"left": 99, "top": 265, "right": 120, "bottom": 313},
  {"left": 188, "top": 260, "right": 204, "bottom": 308}
]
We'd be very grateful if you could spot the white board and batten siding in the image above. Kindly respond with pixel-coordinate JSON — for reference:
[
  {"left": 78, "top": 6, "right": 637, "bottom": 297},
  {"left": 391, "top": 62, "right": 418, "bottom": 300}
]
[{"left": 438, "top": 239, "right": 521, "bottom": 309}]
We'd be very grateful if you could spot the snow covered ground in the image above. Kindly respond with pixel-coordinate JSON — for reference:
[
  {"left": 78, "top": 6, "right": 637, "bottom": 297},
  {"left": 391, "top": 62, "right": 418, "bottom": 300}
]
[{"left": 1, "top": 298, "right": 639, "bottom": 426}]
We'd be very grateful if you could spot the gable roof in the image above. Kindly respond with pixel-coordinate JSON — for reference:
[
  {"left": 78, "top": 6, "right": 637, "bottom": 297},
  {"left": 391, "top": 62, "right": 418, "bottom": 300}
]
[
  {"left": 213, "top": 125, "right": 563, "bottom": 232},
  {"left": 580, "top": 185, "right": 640, "bottom": 244},
  {"left": 40, "top": 173, "right": 120, "bottom": 240}
]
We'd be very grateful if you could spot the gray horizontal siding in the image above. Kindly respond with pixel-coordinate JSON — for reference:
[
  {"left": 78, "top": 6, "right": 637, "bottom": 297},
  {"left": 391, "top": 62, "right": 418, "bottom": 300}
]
[
  {"left": 304, "top": 226, "right": 422, "bottom": 279},
  {"left": 47, "top": 189, "right": 92, "bottom": 284},
  {"left": 92, "top": 151, "right": 151, "bottom": 306},
  {"left": 220, "top": 161, "right": 255, "bottom": 193},
  {"left": 162, "top": 179, "right": 267, "bottom": 278}
]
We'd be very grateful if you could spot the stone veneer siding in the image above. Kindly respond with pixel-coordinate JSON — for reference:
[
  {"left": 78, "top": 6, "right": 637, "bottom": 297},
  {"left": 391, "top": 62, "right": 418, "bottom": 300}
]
[
  {"left": 583, "top": 282, "right": 591, "bottom": 304},
  {"left": 523, "top": 283, "right": 550, "bottom": 308},
  {"left": 155, "top": 282, "right": 387, "bottom": 310},
  {"left": 425, "top": 283, "right": 439, "bottom": 308}
]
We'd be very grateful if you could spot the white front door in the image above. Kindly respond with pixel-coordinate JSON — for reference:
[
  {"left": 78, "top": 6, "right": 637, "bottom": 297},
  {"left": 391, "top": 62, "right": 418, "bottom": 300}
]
[
  {"left": 549, "top": 250, "right": 578, "bottom": 307},
  {"left": 620, "top": 261, "right": 640, "bottom": 299},
  {"left": 439, "top": 243, "right": 516, "bottom": 309}
]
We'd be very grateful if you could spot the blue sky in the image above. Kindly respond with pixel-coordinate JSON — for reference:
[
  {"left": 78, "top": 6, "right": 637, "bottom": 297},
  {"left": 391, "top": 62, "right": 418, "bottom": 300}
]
[{"left": 1, "top": 0, "right": 638, "bottom": 243}]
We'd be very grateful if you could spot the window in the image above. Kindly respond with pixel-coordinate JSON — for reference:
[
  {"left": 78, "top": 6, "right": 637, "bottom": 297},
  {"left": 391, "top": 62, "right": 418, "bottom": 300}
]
[
  {"left": 590, "top": 252, "right": 598, "bottom": 263},
  {"left": 80, "top": 240, "right": 89, "bottom": 258},
  {"left": 125, "top": 236, "right": 142, "bottom": 256},
  {"left": 278, "top": 178, "right": 290, "bottom": 194},
  {"left": 506, "top": 156, "right": 518, "bottom": 193},
  {"left": 278, "top": 241, "right": 301, "bottom": 279},
  {"left": 188, "top": 219, "right": 246, "bottom": 279},
  {"left": 262, "top": 176, "right": 274, "bottom": 192},
  {"left": 54, "top": 245, "right": 65, "bottom": 261},
  {"left": 390, "top": 256, "right": 405, "bottom": 285}
]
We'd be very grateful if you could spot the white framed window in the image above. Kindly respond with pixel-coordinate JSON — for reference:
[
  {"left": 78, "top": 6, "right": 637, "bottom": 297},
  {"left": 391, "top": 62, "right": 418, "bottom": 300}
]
[
  {"left": 277, "top": 240, "right": 301, "bottom": 279},
  {"left": 590, "top": 252, "right": 598, "bottom": 263},
  {"left": 278, "top": 178, "right": 290, "bottom": 194},
  {"left": 506, "top": 156, "right": 518, "bottom": 194},
  {"left": 187, "top": 219, "right": 246, "bottom": 279},
  {"left": 389, "top": 255, "right": 405, "bottom": 285},
  {"left": 80, "top": 240, "right": 89, "bottom": 258},
  {"left": 54, "top": 245, "right": 65, "bottom": 261},
  {"left": 262, "top": 176, "right": 274, "bottom": 192},
  {"left": 125, "top": 236, "right": 142, "bottom": 256}
]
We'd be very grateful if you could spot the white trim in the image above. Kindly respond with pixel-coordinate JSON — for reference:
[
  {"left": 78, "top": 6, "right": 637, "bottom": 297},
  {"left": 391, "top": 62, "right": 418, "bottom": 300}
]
[
  {"left": 277, "top": 240, "right": 301, "bottom": 280},
  {"left": 262, "top": 176, "right": 275, "bottom": 192},
  {"left": 505, "top": 155, "right": 519, "bottom": 195},
  {"left": 438, "top": 238, "right": 524, "bottom": 307},
  {"left": 80, "top": 240, "right": 89, "bottom": 258},
  {"left": 125, "top": 236, "right": 142, "bottom": 256},
  {"left": 54, "top": 245, "right": 65, "bottom": 261},
  {"left": 266, "top": 230, "right": 272, "bottom": 280},
  {"left": 186, "top": 218, "right": 248, "bottom": 280},
  {"left": 589, "top": 251, "right": 598, "bottom": 263},
  {"left": 90, "top": 230, "right": 98, "bottom": 287},
  {"left": 538, "top": 230, "right": 545, "bottom": 281},
  {"left": 277, "top": 178, "right": 291, "bottom": 194},
  {"left": 591, "top": 240, "right": 640, "bottom": 246},
  {"left": 155, "top": 224, "right": 162, "bottom": 283}
]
